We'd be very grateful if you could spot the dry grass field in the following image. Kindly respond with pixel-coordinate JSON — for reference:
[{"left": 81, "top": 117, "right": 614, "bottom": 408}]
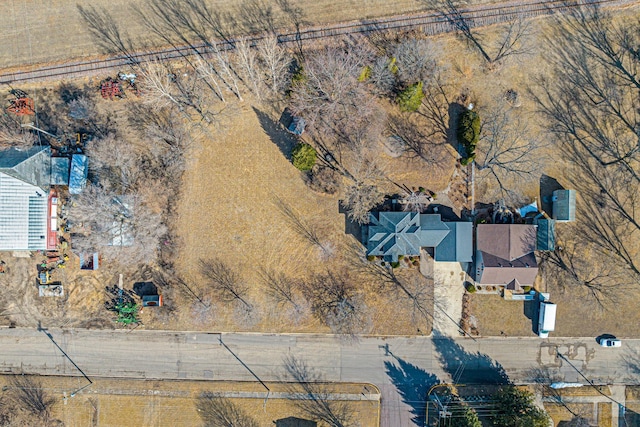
[
  {"left": 0, "top": 5, "right": 638, "bottom": 339},
  {"left": 172, "top": 102, "right": 446, "bottom": 334},
  {"left": 0, "top": 375, "right": 379, "bottom": 427},
  {"left": 0, "top": 0, "right": 431, "bottom": 70}
]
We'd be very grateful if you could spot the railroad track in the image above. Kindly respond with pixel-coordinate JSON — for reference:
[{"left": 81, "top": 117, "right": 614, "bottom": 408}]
[{"left": 0, "top": 0, "right": 632, "bottom": 84}]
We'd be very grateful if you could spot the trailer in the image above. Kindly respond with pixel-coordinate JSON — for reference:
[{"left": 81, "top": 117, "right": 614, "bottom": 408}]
[{"left": 538, "top": 300, "right": 557, "bottom": 338}]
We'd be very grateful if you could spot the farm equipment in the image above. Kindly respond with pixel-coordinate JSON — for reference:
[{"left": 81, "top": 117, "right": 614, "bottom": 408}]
[
  {"left": 38, "top": 270, "right": 51, "bottom": 285},
  {"left": 7, "top": 89, "right": 35, "bottom": 115},
  {"left": 100, "top": 77, "right": 124, "bottom": 99}
]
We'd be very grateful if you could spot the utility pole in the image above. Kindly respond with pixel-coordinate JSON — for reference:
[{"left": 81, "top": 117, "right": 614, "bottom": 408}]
[{"left": 20, "top": 122, "right": 61, "bottom": 141}]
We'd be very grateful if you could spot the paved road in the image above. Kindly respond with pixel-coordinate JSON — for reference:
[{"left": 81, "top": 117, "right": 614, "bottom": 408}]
[{"left": 0, "top": 328, "right": 638, "bottom": 426}]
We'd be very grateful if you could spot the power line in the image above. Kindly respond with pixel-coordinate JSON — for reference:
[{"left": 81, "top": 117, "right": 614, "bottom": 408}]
[{"left": 556, "top": 350, "right": 628, "bottom": 427}]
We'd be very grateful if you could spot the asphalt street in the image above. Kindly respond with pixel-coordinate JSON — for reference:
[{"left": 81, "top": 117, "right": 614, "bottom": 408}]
[{"left": 0, "top": 328, "right": 638, "bottom": 426}]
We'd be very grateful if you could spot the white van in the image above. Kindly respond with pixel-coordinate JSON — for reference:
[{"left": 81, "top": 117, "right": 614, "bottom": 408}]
[{"left": 538, "top": 301, "right": 557, "bottom": 338}]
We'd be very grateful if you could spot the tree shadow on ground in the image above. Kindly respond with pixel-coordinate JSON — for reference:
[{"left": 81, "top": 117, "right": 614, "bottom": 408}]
[
  {"left": 275, "top": 416, "right": 317, "bottom": 427},
  {"left": 253, "top": 107, "right": 299, "bottom": 160},
  {"left": 524, "top": 298, "right": 540, "bottom": 335},
  {"left": 432, "top": 336, "right": 511, "bottom": 385},
  {"left": 384, "top": 355, "right": 440, "bottom": 426},
  {"left": 447, "top": 102, "right": 467, "bottom": 155},
  {"left": 344, "top": 212, "right": 363, "bottom": 243},
  {"left": 133, "top": 281, "right": 157, "bottom": 297},
  {"left": 424, "top": 203, "right": 460, "bottom": 221},
  {"left": 540, "top": 174, "right": 565, "bottom": 215}
]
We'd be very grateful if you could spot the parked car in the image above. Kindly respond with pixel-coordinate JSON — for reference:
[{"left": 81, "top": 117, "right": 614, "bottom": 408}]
[{"left": 597, "top": 337, "right": 622, "bottom": 348}]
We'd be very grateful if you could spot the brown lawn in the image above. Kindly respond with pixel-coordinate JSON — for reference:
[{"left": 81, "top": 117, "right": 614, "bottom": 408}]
[
  {"left": 0, "top": 0, "right": 428, "bottom": 70},
  {"left": 0, "top": 375, "right": 379, "bottom": 427}
]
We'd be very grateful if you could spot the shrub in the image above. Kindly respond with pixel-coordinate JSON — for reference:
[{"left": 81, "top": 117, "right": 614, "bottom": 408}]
[
  {"left": 358, "top": 65, "right": 372, "bottom": 82},
  {"left": 457, "top": 109, "right": 481, "bottom": 147},
  {"left": 398, "top": 255, "right": 404, "bottom": 260},
  {"left": 367, "top": 255, "right": 375, "bottom": 262},
  {"left": 465, "top": 283, "right": 477, "bottom": 293},
  {"left": 460, "top": 153, "right": 476, "bottom": 166},
  {"left": 391, "top": 261, "right": 400, "bottom": 268},
  {"left": 388, "top": 57, "right": 399, "bottom": 74},
  {"left": 291, "top": 143, "right": 317, "bottom": 171},
  {"left": 380, "top": 261, "right": 386, "bottom": 266},
  {"left": 522, "top": 286, "right": 532, "bottom": 293},
  {"left": 397, "top": 81, "right": 424, "bottom": 112},
  {"left": 457, "top": 109, "right": 480, "bottom": 163},
  {"left": 412, "top": 260, "right": 419, "bottom": 266}
]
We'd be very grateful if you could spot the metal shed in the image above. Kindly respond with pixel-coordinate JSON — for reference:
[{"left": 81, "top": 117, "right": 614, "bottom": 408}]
[
  {"left": 535, "top": 218, "right": 556, "bottom": 251},
  {"left": 50, "top": 157, "right": 70, "bottom": 186},
  {"left": 552, "top": 189, "right": 576, "bottom": 222},
  {"left": 69, "top": 154, "right": 88, "bottom": 194}
]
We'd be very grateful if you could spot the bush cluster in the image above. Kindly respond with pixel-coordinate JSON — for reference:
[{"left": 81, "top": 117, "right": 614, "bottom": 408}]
[
  {"left": 457, "top": 109, "right": 480, "bottom": 164},
  {"left": 291, "top": 143, "right": 317, "bottom": 171},
  {"left": 397, "top": 81, "right": 424, "bottom": 112}
]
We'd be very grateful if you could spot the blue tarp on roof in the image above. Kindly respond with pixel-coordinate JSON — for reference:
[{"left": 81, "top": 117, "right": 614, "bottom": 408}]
[
  {"left": 519, "top": 201, "right": 539, "bottom": 218},
  {"left": 69, "top": 154, "right": 88, "bottom": 194}
]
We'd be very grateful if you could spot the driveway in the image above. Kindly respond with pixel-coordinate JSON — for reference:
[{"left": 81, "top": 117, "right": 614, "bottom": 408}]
[{"left": 432, "top": 261, "right": 468, "bottom": 337}]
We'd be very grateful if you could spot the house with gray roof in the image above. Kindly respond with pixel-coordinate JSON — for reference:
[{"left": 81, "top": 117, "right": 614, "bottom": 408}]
[
  {"left": 366, "top": 212, "right": 472, "bottom": 263},
  {"left": 475, "top": 224, "right": 538, "bottom": 291},
  {"left": 552, "top": 189, "right": 576, "bottom": 222},
  {"left": 0, "top": 146, "right": 51, "bottom": 250}
]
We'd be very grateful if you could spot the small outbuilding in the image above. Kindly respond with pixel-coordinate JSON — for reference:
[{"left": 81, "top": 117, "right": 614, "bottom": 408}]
[
  {"left": 50, "top": 157, "right": 70, "bottom": 186},
  {"left": 552, "top": 189, "right": 576, "bottom": 222},
  {"left": 535, "top": 218, "right": 555, "bottom": 251},
  {"left": 69, "top": 154, "right": 88, "bottom": 194}
]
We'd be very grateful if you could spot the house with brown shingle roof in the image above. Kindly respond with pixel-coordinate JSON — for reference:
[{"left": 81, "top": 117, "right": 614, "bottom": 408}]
[{"left": 474, "top": 224, "right": 538, "bottom": 291}]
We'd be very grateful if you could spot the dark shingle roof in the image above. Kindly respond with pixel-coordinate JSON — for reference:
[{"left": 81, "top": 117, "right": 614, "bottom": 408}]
[{"left": 0, "top": 146, "right": 50, "bottom": 189}]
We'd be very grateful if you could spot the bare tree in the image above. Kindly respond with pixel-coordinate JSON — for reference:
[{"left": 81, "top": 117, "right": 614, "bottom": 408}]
[
  {"left": 127, "top": 104, "right": 193, "bottom": 180},
  {"left": 139, "top": 61, "right": 217, "bottom": 123},
  {"left": 289, "top": 45, "right": 373, "bottom": 139},
  {"left": 424, "top": 0, "right": 530, "bottom": 65},
  {"left": 282, "top": 355, "right": 356, "bottom": 427},
  {"left": 6, "top": 375, "right": 56, "bottom": 424},
  {"left": 196, "top": 392, "right": 259, "bottom": 427},
  {"left": 540, "top": 226, "right": 631, "bottom": 308},
  {"left": 259, "top": 269, "right": 309, "bottom": 324},
  {"left": 69, "top": 185, "right": 167, "bottom": 268},
  {"left": 0, "top": 116, "right": 36, "bottom": 150},
  {"left": 300, "top": 271, "right": 371, "bottom": 337},
  {"left": 347, "top": 242, "right": 435, "bottom": 329},
  {"left": 341, "top": 152, "right": 388, "bottom": 224},
  {"left": 199, "top": 258, "right": 253, "bottom": 310},
  {"left": 342, "top": 182, "right": 384, "bottom": 225},
  {"left": 256, "top": 35, "right": 292, "bottom": 98},
  {"left": 533, "top": 3, "right": 640, "bottom": 282},
  {"left": 67, "top": 96, "right": 96, "bottom": 121},
  {"left": 368, "top": 55, "right": 397, "bottom": 96},
  {"left": 86, "top": 135, "right": 143, "bottom": 192},
  {"left": 234, "top": 38, "right": 263, "bottom": 98},
  {"left": 391, "top": 38, "right": 439, "bottom": 85},
  {"left": 475, "top": 101, "right": 544, "bottom": 200}
]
